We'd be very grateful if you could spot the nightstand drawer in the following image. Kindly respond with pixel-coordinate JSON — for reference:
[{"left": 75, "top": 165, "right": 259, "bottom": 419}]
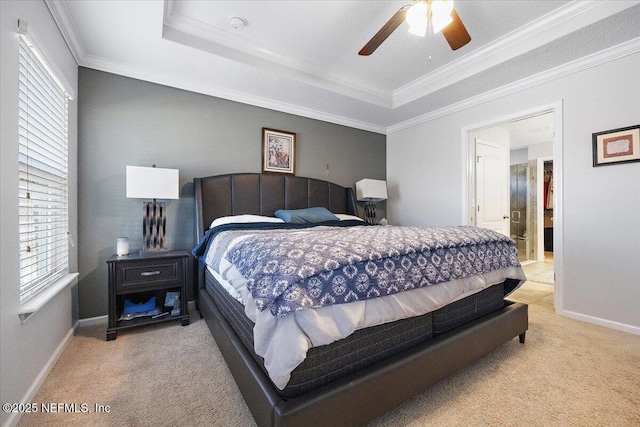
[{"left": 122, "top": 262, "right": 178, "bottom": 284}]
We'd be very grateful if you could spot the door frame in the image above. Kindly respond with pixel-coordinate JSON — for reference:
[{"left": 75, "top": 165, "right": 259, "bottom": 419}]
[{"left": 461, "top": 101, "right": 564, "bottom": 315}]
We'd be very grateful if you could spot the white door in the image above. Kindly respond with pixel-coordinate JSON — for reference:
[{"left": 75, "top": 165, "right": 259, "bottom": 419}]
[{"left": 476, "top": 139, "right": 510, "bottom": 236}]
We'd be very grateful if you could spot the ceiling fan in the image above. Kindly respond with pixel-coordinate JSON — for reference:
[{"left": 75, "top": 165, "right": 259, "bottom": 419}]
[{"left": 359, "top": 0, "right": 471, "bottom": 56}]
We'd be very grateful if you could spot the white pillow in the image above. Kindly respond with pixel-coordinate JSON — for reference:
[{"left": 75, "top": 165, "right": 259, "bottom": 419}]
[
  {"left": 210, "top": 214, "right": 284, "bottom": 229},
  {"left": 335, "top": 214, "right": 364, "bottom": 221}
]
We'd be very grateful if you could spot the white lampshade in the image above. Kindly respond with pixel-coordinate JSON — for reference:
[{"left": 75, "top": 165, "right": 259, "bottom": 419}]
[
  {"left": 126, "top": 165, "right": 179, "bottom": 200},
  {"left": 356, "top": 179, "right": 388, "bottom": 202}
]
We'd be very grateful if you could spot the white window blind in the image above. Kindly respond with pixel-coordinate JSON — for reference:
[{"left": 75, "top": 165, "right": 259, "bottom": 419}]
[{"left": 18, "top": 30, "right": 70, "bottom": 304}]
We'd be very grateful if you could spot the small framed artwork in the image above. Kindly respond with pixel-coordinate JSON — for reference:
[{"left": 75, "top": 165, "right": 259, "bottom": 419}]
[
  {"left": 262, "top": 128, "right": 296, "bottom": 175},
  {"left": 592, "top": 124, "right": 640, "bottom": 167}
]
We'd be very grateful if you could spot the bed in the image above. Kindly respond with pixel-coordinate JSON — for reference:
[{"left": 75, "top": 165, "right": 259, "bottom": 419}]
[{"left": 193, "top": 173, "right": 528, "bottom": 427}]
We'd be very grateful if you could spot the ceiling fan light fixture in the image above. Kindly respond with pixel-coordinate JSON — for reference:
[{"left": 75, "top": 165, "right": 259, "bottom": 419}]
[
  {"left": 408, "top": 21, "right": 428, "bottom": 37},
  {"left": 431, "top": 0, "right": 454, "bottom": 33},
  {"left": 358, "top": 0, "right": 469, "bottom": 55},
  {"left": 406, "top": 1, "right": 428, "bottom": 29},
  {"left": 431, "top": 13, "right": 453, "bottom": 33},
  {"left": 431, "top": 0, "right": 454, "bottom": 16}
]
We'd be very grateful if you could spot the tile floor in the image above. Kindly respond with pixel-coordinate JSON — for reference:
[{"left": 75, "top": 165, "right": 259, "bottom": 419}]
[
  {"left": 507, "top": 252, "right": 554, "bottom": 304},
  {"left": 521, "top": 251, "right": 554, "bottom": 282}
]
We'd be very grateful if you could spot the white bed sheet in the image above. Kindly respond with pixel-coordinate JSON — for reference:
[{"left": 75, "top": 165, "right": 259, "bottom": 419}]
[{"left": 205, "top": 233, "right": 526, "bottom": 390}]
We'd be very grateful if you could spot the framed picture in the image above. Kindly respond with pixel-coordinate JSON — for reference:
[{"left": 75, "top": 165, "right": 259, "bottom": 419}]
[
  {"left": 592, "top": 124, "right": 640, "bottom": 167},
  {"left": 262, "top": 128, "right": 296, "bottom": 175}
]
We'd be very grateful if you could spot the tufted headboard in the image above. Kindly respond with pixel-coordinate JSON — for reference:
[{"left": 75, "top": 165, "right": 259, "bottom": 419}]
[{"left": 194, "top": 173, "right": 357, "bottom": 241}]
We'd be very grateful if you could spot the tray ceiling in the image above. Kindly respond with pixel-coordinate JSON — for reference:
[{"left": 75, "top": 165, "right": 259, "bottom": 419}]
[{"left": 48, "top": 0, "right": 640, "bottom": 133}]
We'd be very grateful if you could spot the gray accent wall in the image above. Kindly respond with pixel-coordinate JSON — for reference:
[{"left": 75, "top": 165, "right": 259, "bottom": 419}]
[{"left": 78, "top": 68, "right": 385, "bottom": 319}]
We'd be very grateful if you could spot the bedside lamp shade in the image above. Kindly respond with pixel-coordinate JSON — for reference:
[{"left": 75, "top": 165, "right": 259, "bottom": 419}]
[
  {"left": 356, "top": 179, "right": 388, "bottom": 202},
  {"left": 356, "top": 179, "right": 387, "bottom": 224},
  {"left": 126, "top": 166, "right": 179, "bottom": 253},
  {"left": 126, "top": 166, "right": 179, "bottom": 200}
]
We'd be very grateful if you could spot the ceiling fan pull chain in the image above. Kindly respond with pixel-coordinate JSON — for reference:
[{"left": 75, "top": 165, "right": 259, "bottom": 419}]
[{"left": 428, "top": 9, "right": 433, "bottom": 62}]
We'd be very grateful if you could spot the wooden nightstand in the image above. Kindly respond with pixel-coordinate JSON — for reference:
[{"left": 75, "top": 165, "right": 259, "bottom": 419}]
[{"left": 106, "top": 251, "right": 190, "bottom": 341}]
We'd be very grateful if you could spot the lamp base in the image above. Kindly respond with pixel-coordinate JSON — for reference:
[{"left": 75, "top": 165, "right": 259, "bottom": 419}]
[
  {"left": 143, "top": 200, "right": 168, "bottom": 252},
  {"left": 364, "top": 202, "right": 377, "bottom": 225}
]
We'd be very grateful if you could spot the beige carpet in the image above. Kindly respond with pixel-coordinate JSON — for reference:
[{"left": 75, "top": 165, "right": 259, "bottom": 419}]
[{"left": 18, "top": 290, "right": 640, "bottom": 427}]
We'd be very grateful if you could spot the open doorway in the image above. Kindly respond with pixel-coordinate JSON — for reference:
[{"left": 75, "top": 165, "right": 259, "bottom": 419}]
[
  {"left": 503, "top": 115, "right": 554, "bottom": 267},
  {"left": 521, "top": 156, "right": 555, "bottom": 284},
  {"left": 464, "top": 103, "right": 562, "bottom": 309}
]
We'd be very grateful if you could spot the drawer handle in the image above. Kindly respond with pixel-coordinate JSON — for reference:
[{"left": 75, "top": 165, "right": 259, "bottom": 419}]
[{"left": 141, "top": 270, "right": 161, "bottom": 276}]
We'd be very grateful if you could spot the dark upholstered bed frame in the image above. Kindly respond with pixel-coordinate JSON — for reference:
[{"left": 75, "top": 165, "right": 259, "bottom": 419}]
[{"left": 194, "top": 173, "right": 528, "bottom": 427}]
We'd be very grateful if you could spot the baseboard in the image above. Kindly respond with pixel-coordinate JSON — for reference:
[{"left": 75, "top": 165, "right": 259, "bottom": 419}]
[
  {"left": 3, "top": 301, "right": 199, "bottom": 427},
  {"left": 2, "top": 327, "right": 74, "bottom": 427},
  {"left": 562, "top": 310, "right": 640, "bottom": 336},
  {"left": 75, "top": 314, "right": 107, "bottom": 329}
]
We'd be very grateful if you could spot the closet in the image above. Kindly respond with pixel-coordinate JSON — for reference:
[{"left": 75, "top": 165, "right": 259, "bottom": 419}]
[{"left": 543, "top": 161, "right": 554, "bottom": 252}]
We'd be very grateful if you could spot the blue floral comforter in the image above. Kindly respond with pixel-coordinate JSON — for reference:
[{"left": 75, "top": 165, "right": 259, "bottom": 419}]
[{"left": 197, "top": 223, "right": 521, "bottom": 318}]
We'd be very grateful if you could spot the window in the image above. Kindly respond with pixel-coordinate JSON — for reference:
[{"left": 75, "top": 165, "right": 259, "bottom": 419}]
[{"left": 18, "top": 25, "right": 71, "bottom": 304}]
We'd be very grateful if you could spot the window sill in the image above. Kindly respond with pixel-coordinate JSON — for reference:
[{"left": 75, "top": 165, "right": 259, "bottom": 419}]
[{"left": 18, "top": 273, "right": 79, "bottom": 323}]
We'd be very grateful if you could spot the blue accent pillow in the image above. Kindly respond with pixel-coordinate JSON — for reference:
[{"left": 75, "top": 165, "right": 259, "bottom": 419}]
[{"left": 274, "top": 207, "right": 339, "bottom": 224}]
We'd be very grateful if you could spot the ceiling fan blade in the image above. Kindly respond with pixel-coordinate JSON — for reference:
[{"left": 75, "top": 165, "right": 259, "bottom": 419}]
[
  {"left": 442, "top": 9, "right": 471, "bottom": 50},
  {"left": 358, "top": 7, "right": 408, "bottom": 56}
]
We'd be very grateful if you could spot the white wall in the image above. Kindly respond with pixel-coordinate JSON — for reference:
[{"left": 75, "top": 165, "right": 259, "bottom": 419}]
[
  {"left": 388, "top": 51, "right": 640, "bottom": 332},
  {"left": 0, "top": 2, "right": 78, "bottom": 426},
  {"left": 528, "top": 141, "right": 553, "bottom": 160},
  {"left": 511, "top": 148, "right": 528, "bottom": 165}
]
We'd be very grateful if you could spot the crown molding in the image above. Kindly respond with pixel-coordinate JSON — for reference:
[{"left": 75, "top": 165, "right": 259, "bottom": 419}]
[
  {"left": 46, "top": 0, "right": 638, "bottom": 135},
  {"left": 387, "top": 37, "right": 640, "bottom": 134},
  {"left": 162, "top": 0, "right": 640, "bottom": 109},
  {"left": 76, "top": 52, "right": 388, "bottom": 134},
  {"left": 163, "top": 0, "right": 393, "bottom": 108},
  {"left": 392, "top": 0, "right": 640, "bottom": 108},
  {"left": 45, "top": 0, "right": 386, "bottom": 132},
  {"left": 44, "top": 0, "right": 85, "bottom": 65},
  {"left": 81, "top": 35, "right": 638, "bottom": 136}
]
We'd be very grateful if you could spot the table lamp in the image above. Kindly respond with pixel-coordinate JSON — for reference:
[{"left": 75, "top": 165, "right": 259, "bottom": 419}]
[
  {"left": 356, "top": 179, "right": 387, "bottom": 224},
  {"left": 126, "top": 165, "right": 179, "bottom": 253}
]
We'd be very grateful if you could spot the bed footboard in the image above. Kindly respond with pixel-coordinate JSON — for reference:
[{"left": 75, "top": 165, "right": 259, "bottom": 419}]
[{"left": 198, "top": 285, "right": 528, "bottom": 427}]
